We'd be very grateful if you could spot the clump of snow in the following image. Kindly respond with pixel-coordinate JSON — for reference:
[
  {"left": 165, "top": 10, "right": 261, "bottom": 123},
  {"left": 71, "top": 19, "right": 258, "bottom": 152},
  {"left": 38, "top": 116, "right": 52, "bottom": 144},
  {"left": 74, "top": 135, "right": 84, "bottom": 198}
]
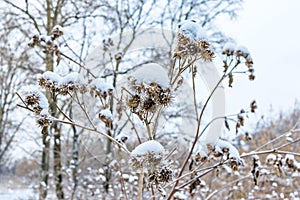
[
  {"left": 178, "top": 20, "right": 206, "bottom": 41},
  {"left": 130, "top": 63, "right": 169, "bottom": 89},
  {"left": 131, "top": 140, "right": 164, "bottom": 156},
  {"left": 39, "top": 34, "right": 52, "bottom": 43},
  {"left": 174, "top": 192, "right": 188, "bottom": 200},
  {"left": 130, "top": 140, "right": 165, "bottom": 171},
  {"left": 59, "top": 72, "right": 83, "bottom": 86},
  {"left": 41, "top": 71, "right": 62, "bottom": 83},
  {"left": 115, "top": 132, "right": 128, "bottom": 144},
  {"left": 252, "top": 154, "right": 260, "bottom": 161},
  {"left": 52, "top": 25, "right": 63, "bottom": 32},
  {"left": 266, "top": 154, "right": 277, "bottom": 165},
  {"left": 285, "top": 154, "right": 295, "bottom": 161},
  {"left": 90, "top": 78, "right": 114, "bottom": 92},
  {"left": 99, "top": 109, "right": 113, "bottom": 120},
  {"left": 223, "top": 42, "right": 236, "bottom": 52},
  {"left": 235, "top": 45, "right": 250, "bottom": 55},
  {"left": 215, "top": 139, "right": 241, "bottom": 161}
]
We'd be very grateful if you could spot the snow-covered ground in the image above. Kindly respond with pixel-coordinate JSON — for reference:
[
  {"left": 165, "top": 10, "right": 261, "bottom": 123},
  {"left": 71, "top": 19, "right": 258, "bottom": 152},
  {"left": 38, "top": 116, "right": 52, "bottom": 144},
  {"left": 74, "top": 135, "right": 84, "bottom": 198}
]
[
  {"left": 0, "top": 188, "right": 36, "bottom": 200},
  {"left": 0, "top": 175, "right": 56, "bottom": 200}
]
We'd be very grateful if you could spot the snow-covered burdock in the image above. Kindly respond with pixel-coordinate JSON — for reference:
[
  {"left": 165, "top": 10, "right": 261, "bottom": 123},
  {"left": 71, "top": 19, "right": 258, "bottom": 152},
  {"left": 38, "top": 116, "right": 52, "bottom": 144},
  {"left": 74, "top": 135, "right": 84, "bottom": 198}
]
[
  {"left": 222, "top": 42, "right": 236, "bottom": 56},
  {"left": 20, "top": 85, "right": 53, "bottom": 127},
  {"left": 178, "top": 20, "right": 206, "bottom": 41},
  {"left": 98, "top": 108, "right": 113, "bottom": 127},
  {"left": 131, "top": 140, "right": 165, "bottom": 171},
  {"left": 38, "top": 71, "right": 85, "bottom": 95},
  {"left": 124, "top": 63, "right": 172, "bottom": 139},
  {"left": 89, "top": 78, "right": 114, "bottom": 99},
  {"left": 21, "top": 85, "right": 49, "bottom": 113},
  {"left": 176, "top": 20, "right": 214, "bottom": 60},
  {"left": 129, "top": 63, "right": 169, "bottom": 89}
]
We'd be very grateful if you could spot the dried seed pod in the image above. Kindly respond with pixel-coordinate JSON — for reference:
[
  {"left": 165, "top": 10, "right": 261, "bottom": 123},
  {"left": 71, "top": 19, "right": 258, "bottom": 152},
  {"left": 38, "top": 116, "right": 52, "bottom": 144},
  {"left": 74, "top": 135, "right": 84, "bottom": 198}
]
[
  {"left": 114, "top": 52, "right": 122, "bottom": 62},
  {"left": 250, "top": 100, "right": 257, "bottom": 113},
  {"left": 245, "top": 132, "right": 252, "bottom": 141},
  {"left": 37, "top": 114, "right": 53, "bottom": 128},
  {"left": 238, "top": 115, "right": 244, "bottom": 126},
  {"left": 228, "top": 73, "right": 233, "bottom": 87},
  {"left": 249, "top": 74, "right": 255, "bottom": 81},
  {"left": 126, "top": 95, "right": 140, "bottom": 110}
]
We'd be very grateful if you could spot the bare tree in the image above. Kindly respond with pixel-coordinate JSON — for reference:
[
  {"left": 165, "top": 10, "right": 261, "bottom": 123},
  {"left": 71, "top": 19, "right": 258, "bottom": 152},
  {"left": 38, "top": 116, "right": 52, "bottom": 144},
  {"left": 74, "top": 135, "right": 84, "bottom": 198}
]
[
  {"left": 0, "top": 14, "right": 34, "bottom": 171},
  {"left": 1, "top": 0, "right": 104, "bottom": 199}
]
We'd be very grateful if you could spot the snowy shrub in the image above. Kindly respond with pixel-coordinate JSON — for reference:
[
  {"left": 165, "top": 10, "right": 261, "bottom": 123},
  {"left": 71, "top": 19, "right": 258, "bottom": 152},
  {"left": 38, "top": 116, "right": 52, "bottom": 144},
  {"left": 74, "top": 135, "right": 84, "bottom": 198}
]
[{"left": 15, "top": 16, "right": 300, "bottom": 200}]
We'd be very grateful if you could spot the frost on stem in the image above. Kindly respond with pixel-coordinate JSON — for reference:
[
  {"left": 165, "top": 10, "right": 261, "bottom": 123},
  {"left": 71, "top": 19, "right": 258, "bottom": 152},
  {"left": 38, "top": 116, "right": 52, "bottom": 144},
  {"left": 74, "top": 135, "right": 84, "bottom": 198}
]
[
  {"left": 125, "top": 63, "right": 172, "bottom": 120},
  {"left": 175, "top": 20, "right": 214, "bottom": 61}
]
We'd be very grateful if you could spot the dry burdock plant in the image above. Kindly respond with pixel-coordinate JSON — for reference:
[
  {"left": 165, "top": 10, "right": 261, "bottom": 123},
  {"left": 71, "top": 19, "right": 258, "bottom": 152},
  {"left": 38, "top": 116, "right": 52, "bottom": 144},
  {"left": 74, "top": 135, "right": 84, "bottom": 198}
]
[{"left": 16, "top": 20, "right": 300, "bottom": 200}]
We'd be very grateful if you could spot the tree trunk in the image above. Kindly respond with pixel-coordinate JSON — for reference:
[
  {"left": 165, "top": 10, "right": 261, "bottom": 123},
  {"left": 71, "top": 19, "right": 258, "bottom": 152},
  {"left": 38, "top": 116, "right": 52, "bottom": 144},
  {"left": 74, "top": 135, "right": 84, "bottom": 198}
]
[
  {"left": 46, "top": 0, "right": 65, "bottom": 199},
  {"left": 53, "top": 122, "right": 64, "bottom": 199},
  {"left": 70, "top": 107, "right": 79, "bottom": 200},
  {"left": 39, "top": 127, "right": 50, "bottom": 200}
]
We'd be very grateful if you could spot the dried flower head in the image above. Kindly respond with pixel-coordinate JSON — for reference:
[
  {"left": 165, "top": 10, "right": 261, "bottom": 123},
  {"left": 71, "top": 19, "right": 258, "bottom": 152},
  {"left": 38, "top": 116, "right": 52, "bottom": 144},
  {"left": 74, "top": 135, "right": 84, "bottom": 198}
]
[
  {"left": 89, "top": 78, "right": 114, "bottom": 100},
  {"left": 57, "top": 72, "right": 84, "bottom": 95},
  {"left": 38, "top": 71, "right": 85, "bottom": 95},
  {"left": 285, "top": 154, "right": 300, "bottom": 171},
  {"left": 114, "top": 52, "right": 123, "bottom": 62},
  {"left": 103, "top": 38, "right": 114, "bottom": 51},
  {"left": 51, "top": 25, "right": 64, "bottom": 40},
  {"left": 250, "top": 100, "right": 257, "bottom": 113},
  {"left": 28, "top": 26, "right": 63, "bottom": 64},
  {"left": 131, "top": 140, "right": 165, "bottom": 172},
  {"left": 115, "top": 133, "right": 128, "bottom": 147},
  {"left": 124, "top": 64, "right": 172, "bottom": 120},
  {"left": 175, "top": 33, "right": 214, "bottom": 61},
  {"left": 148, "top": 165, "right": 173, "bottom": 185},
  {"left": 99, "top": 109, "right": 113, "bottom": 127},
  {"left": 222, "top": 42, "right": 235, "bottom": 56},
  {"left": 22, "top": 86, "right": 49, "bottom": 115},
  {"left": 38, "top": 71, "right": 62, "bottom": 91},
  {"left": 175, "top": 20, "right": 214, "bottom": 60},
  {"left": 36, "top": 113, "right": 53, "bottom": 127},
  {"left": 222, "top": 42, "right": 255, "bottom": 84}
]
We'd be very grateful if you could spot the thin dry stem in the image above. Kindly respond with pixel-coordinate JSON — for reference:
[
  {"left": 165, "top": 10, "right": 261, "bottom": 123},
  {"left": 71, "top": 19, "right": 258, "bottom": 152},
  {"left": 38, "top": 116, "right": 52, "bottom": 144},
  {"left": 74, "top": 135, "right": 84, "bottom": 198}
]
[
  {"left": 53, "top": 118, "right": 131, "bottom": 155},
  {"left": 138, "top": 169, "right": 144, "bottom": 200}
]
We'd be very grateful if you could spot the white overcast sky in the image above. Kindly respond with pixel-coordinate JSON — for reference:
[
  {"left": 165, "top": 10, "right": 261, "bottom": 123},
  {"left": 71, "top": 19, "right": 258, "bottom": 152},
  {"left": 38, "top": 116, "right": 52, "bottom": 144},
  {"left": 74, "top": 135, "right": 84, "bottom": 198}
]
[{"left": 215, "top": 0, "right": 300, "bottom": 118}]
